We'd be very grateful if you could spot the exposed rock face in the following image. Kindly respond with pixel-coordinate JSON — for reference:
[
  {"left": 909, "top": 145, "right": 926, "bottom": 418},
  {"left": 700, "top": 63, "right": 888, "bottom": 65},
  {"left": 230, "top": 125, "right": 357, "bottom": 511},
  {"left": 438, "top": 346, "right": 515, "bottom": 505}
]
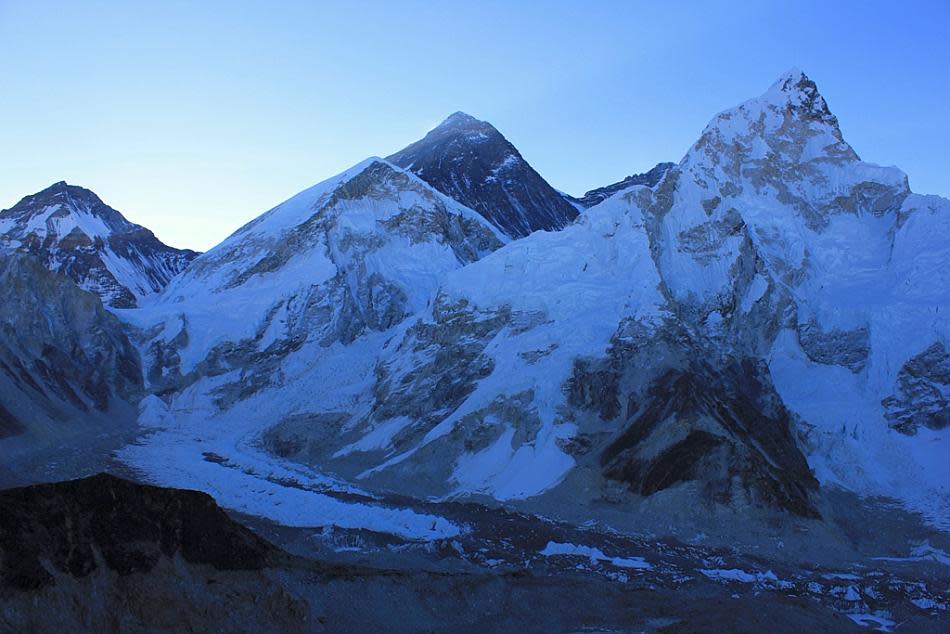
[
  {"left": 0, "top": 473, "right": 276, "bottom": 590},
  {"left": 883, "top": 341, "right": 950, "bottom": 434},
  {"left": 0, "top": 181, "right": 197, "bottom": 308},
  {"left": 0, "top": 251, "right": 141, "bottom": 436},
  {"left": 569, "top": 162, "right": 675, "bottom": 208},
  {"left": 797, "top": 322, "right": 870, "bottom": 373},
  {"left": 369, "top": 298, "right": 515, "bottom": 442},
  {"left": 388, "top": 112, "right": 579, "bottom": 238},
  {"left": 601, "top": 360, "right": 819, "bottom": 518}
]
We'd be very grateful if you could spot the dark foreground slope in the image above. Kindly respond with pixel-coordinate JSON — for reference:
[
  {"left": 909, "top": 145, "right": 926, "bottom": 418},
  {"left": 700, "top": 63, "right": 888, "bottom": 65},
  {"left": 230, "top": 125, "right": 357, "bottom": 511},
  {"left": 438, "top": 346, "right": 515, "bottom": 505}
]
[
  {"left": 0, "top": 473, "right": 276, "bottom": 590},
  {"left": 3, "top": 474, "right": 942, "bottom": 633}
]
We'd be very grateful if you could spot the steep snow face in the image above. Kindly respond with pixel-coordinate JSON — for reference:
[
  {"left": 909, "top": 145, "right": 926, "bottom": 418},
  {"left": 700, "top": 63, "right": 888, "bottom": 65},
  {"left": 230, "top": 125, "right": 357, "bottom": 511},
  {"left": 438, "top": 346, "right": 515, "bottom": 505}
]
[
  {"left": 137, "top": 158, "right": 505, "bottom": 376},
  {"left": 329, "top": 191, "right": 669, "bottom": 500},
  {"left": 0, "top": 182, "right": 197, "bottom": 308},
  {"left": 388, "top": 112, "right": 579, "bottom": 238},
  {"left": 646, "top": 69, "right": 908, "bottom": 315}
]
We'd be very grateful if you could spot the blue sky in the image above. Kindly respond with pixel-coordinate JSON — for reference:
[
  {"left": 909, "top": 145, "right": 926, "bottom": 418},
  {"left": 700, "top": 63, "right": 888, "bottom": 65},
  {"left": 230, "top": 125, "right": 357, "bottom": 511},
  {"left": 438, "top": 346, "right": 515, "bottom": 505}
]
[{"left": 1, "top": 0, "right": 948, "bottom": 250}]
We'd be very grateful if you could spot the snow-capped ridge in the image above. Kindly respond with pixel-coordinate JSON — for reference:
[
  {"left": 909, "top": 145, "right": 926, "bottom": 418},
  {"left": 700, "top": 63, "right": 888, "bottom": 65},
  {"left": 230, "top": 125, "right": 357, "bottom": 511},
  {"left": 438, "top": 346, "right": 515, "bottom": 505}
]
[
  {"left": 200, "top": 156, "right": 506, "bottom": 254},
  {"left": 571, "top": 162, "right": 675, "bottom": 208},
  {"left": 33, "top": 68, "right": 947, "bottom": 538}
]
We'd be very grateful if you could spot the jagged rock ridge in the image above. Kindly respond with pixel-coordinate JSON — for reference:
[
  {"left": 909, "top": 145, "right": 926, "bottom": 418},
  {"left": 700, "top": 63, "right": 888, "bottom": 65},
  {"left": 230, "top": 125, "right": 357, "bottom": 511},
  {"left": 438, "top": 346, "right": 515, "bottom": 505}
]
[{"left": 569, "top": 162, "right": 675, "bottom": 208}]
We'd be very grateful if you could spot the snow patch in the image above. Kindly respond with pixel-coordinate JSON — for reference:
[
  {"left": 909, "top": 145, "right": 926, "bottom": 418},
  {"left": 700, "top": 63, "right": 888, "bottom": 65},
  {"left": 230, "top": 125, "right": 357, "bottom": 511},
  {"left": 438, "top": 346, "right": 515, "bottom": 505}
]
[{"left": 539, "top": 541, "right": 651, "bottom": 570}]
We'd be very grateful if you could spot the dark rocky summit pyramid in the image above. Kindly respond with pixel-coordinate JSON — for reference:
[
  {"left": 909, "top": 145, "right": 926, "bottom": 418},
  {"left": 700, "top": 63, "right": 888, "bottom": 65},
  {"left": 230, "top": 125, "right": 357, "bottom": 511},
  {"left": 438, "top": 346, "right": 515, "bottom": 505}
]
[{"left": 388, "top": 112, "right": 578, "bottom": 238}]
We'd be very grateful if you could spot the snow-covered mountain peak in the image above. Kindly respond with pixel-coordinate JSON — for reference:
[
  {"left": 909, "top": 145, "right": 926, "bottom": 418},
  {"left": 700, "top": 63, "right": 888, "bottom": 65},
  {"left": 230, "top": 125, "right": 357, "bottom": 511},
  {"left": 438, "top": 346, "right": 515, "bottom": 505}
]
[
  {"left": 692, "top": 69, "right": 846, "bottom": 155},
  {"left": 677, "top": 70, "right": 909, "bottom": 232},
  {"left": 763, "top": 67, "right": 838, "bottom": 127},
  {"left": 0, "top": 182, "right": 197, "bottom": 308},
  {"left": 767, "top": 66, "right": 814, "bottom": 97},
  {"left": 1, "top": 181, "right": 128, "bottom": 241},
  {"left": 141, "top": 156, "right": 506, "bottom": 377}
]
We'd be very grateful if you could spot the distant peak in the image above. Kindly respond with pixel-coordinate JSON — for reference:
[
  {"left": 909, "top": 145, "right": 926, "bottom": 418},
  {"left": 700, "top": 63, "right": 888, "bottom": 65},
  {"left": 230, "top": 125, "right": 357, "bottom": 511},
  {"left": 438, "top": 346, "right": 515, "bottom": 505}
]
[
  {"left": 430, "top": 112, "right": 500, "bottom": 138},
  {"left": 762, "top": 68, "right": 836, "bottom": 125},
  {"left": 438, "top": 111, "right": 483, "bottom": 128},
  {"left": 387, "top": 112, "right": 502, "bottom": 163},
  {"left": 34, "top": 180, "right": 73, "bottom": 198},
  {"left": 773, "top": 67, "right": 806, "bottom": 87},
  {"left": 38, "top": 180, "right": 94, "bottom": 199},
  {"left": 3, "top": 181, "right": 125, "bottom": 228},
  {"left": 767, "top": 67, "right": 819, "bottom": 98}
]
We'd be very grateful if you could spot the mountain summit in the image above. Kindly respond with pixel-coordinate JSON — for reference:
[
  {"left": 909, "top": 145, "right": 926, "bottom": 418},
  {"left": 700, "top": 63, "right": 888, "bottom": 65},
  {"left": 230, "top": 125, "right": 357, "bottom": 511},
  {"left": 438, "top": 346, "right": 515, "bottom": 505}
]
[
  {"left": 388, "top": 112, "right": 578, "bottom": 238},
  {"left": 0, "top": 182, "right": 197, "bottom": 308},
  {"left": 767, "top": 67, "right": 838, "bottom": 124}
]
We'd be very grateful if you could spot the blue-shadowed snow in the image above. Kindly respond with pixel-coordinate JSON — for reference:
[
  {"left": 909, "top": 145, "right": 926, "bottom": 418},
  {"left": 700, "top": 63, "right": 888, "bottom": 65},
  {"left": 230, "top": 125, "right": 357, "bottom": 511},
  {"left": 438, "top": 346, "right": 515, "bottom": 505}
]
[{"left": 540, "top": 541, "right": 651, "bottom": 570}]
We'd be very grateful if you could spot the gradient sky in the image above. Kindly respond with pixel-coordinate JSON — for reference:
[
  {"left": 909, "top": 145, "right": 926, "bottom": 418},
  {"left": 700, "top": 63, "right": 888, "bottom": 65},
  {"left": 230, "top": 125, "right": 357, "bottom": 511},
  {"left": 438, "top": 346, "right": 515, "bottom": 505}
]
[{"left": 2, "top": 0, "right": 948, "bottom": 251}]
